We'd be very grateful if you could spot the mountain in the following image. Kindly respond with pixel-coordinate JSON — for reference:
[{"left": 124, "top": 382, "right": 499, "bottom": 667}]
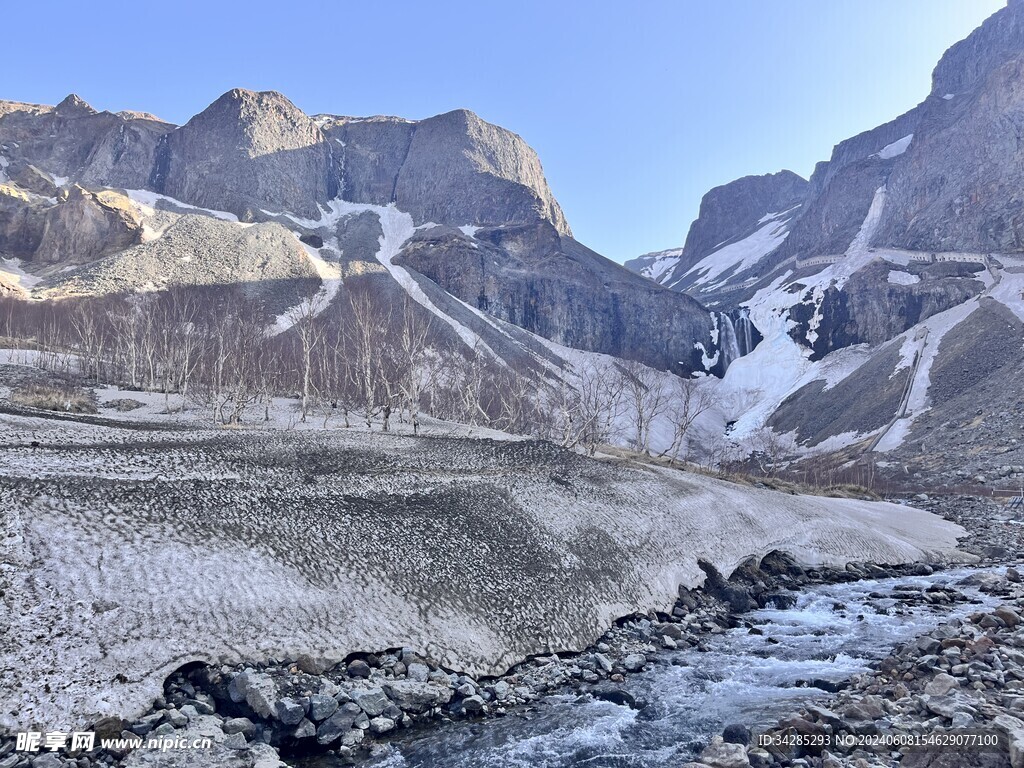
[
  {"left": 625, "top": 171, "right": 808, "bottom": 294},
  {"left": 0, "top": 90, "right": 716, "bottom": 375},
  {"left": 625, "top": 1, "right": 1024, "bottom": 488}
]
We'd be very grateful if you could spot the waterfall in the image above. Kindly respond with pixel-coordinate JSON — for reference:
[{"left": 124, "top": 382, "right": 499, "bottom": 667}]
[
  {"left": 737, "top": 308, "right": 755, "bottom": 356},
  {"left": 718, "top": 313, "right": 743, "bottom": 370},
  {"left": 715, "top": 308, "right": 761, "bottom": 373}
]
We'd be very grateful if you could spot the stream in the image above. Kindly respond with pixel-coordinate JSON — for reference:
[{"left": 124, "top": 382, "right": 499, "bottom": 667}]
[{"left": 306, "top": 568, "right": 997, "bottom": 768}]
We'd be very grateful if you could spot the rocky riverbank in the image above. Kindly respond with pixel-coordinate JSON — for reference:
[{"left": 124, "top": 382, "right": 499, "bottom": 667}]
[
  {"left": 0, "top": 553, "right": 964, "bottom": 768},
  {"left": 735, "top": 566, "right": 1024, "bottom": 768}
]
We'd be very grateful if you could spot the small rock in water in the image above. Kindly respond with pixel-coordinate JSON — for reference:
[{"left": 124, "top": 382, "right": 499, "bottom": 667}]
[
  {"left": 622, "top": 653, "right": 646, "bottom": 672},
  {"left": 722, "top": 723, "right": 751, "bottom": 745},
  {"left": 699, "top": 735, "right": 750, "bottom": 768}
]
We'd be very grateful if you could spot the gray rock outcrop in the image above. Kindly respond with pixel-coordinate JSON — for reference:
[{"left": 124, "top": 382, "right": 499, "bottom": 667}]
[
  {"left": 159, "top": 89, "right": 334, "bottom": 220},
  {"left": 34, "top": 185, "right": 143, "bottom": 264},
  {"left": 322, "top": 109, "right": 571, "bottom": 234},
  {"left": 680, "top": 171, "right": 807, "bottom": 265}
]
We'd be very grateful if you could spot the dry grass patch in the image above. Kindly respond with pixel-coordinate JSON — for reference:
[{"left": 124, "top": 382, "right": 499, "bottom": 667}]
[{"left": 11, "top": 383, "right": 97, "bottom": 413}]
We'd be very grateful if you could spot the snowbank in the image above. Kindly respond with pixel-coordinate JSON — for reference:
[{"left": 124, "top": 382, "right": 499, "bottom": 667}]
[{"left": 0, "top": 412, "right": 966, "bottom": 731}]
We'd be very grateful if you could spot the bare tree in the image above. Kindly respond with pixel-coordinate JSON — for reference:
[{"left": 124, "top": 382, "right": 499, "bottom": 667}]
[
  {"left": 397, "top": 296, "right": 432, "bottom": 435},
  {"left": 658, "top": 376, "right": 715, "bottom": 464},
  {"left": 619, "top": 360, "right": 669, "bottom": 455}
]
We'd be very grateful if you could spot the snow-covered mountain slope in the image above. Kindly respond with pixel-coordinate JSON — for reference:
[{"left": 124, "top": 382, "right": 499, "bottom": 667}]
[
  {"left": 0, "top": 412, "right": 966, "bottom": 730},
  {"left": 623, "top": 2, "right": 1024, "bottom": 486}
]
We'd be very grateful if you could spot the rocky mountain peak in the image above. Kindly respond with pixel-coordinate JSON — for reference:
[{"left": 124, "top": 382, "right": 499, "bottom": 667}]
[
  {"left": 681, "top": 170, "right": 808, "bottom": 262},
  {"left": 930, "top": 0, "right": 1024, "bottom": 98},
  {"left": 159, "top": 88, "right": 334, "bottom": 219},
  {"left": 54, "top": 93, "right": 96, "bottom": 117},
  {"left": 390, "top": 107, "right": 572, "bottom": 235}
]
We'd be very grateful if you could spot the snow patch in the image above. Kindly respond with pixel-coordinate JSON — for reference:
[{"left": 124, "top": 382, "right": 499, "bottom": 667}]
[
  {"left": 271, "top": 200, "right": 494, "bottom": 355},
  {"left": 887, "top": 270, "right": 920, "bottom": 286},
  {"left": 873, "top": 134, "right": 913, "bottom": 160},
  {"left": 0, "top": 257, "right": 41, "bottom": 289},
  {"left": 125, "top": 189, "right": 239, "bottom": 222},
  {"left": 684, "top": 217, "right": 792, "bottom": 290},
  {"left": 942, "top": 94, "right": 955, "bottom": 100},
  {"left": 459, "top": 225, "right": 480, "bottom": 238},
  {"left": 989, "top": 269, "right": 1024, "bottom": 323},
  {"left": 271, "top": 240, "right": 343, "bottom": 334},
  {"left": 758, "top": 204, "right": 801, "bottom": 225}
]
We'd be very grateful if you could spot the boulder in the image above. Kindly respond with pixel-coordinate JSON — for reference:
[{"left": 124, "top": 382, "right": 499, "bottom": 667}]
[
  {"left": 924, "top": 673, "right": 960, "bottom": 696},
  {"left": 350, "top": 687, "right": 388, "bottom": 717},
  {"left": 699, "top": 735, "right": 751, "bottom": 768},
  {"left": 383, "top": 680, "right": 453, "bottom": 713},
  {"left": 308, "top": 693, "right": 338, "bottom": 722},
  {"left": 316, "top": 703, "right": 362, "bottom": 745},
  {"left": 275, "top": 697, "right": 306, "bottom": 725}
]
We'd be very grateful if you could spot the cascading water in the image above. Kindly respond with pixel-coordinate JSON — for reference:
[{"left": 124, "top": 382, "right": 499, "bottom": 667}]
[
  {"left": 320, "top": 568, "right": 996, "bottom": 768},
  {"left": 715, "top": 308, "right": 760, "bottom": 372}
]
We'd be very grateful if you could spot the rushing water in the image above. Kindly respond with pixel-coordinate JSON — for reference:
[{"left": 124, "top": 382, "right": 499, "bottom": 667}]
[{"left": 307, "top": 568, "right": 997, "bottom": 768}]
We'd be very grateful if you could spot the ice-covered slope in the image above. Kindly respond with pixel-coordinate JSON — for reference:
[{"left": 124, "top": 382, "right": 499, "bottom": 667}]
[{"left": 0, "top": 412, "right": 966, "bottom": 730}]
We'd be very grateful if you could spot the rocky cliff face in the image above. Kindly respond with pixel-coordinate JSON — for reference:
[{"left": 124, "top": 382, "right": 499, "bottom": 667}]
[
  {"left": 681, "top": 171, "right": 808, "bottom": 264},
  {"left": 158, "top": 89, "right": 335, "bottom": 220},
  {"left": 322, "top": 109, "right": 571, "bottom": 235},
  {"left": 399, "top": 222, "right": 712, "bottom": 373},
  {"left": 34, "top": 186, "right": 142, "bottom": 264},
  {"left": 619, "top": 2, "right": 1024, "bottom": 473},
  {"left": 788, "top": 261, "right": 986, "bottom": 359},
  {"left": 627, "top": 172, "right": 808, "bottom": 293},
  {"left": 0, "top": 95, "right": 173, "bottom": 190}
]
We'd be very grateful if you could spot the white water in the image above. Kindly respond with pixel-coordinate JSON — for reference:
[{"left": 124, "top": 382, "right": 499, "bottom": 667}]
[{"left": 336, "top": 568, "right": 995, "bottom": 768}]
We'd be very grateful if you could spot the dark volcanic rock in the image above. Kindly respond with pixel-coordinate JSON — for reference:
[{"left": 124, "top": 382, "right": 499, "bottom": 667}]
[{"left": 787, "top": 260, "right": 984, "bottom": 358}]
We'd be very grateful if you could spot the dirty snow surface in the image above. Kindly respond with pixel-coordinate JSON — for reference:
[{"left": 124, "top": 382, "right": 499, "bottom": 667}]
[{"left": 0, "top": 411, "right": 965, "bottom": 731}]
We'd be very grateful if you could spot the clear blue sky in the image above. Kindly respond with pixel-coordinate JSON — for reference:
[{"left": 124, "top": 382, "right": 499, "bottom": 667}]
[{"left": 0, "top": 1, "right": 1005, "bottom": 262}]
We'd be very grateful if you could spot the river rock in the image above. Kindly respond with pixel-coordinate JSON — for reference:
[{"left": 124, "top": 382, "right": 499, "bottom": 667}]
[
  {"left": 461, "top": 695, "right": 485, "bottom": 714},
  {"left": 351, "top": 687, "right": 388, "bottom": 717},
  {"left": 293, "top": 719, "right": 316, "bottom": 739},
  {"left": 308, "top": 693, "right": 338, "bottom": 721},
  {"left": 346, "top": 660, "right": 372, "bottom": 679},
  {"left": 316, "top": 703, "right": 362, "bottom": 745},
  {"left": 383, "top": 680, "right": 453, "bottom": 713},
  {"left": 622, "top": 653, "right": 646, "bottom": 672},
  {"left": 699, "top": 735, "right": 751, "bottom": 768},
  {"left": 369, "top": 716, "right": 395, "bottom": 734},
  {"left": 407, "top": 662, "right": 430, "bottom": 682},
  {"left": 222, "top": 732, "right": 248, "bottom": 750},
  {"left": 231, "top": 672, "right": 277, "bottom": 719},
  {"left": 275, "top": 697, "right": 306, "bottom": 725},
  {"left": 995, "top": 607, "right": 1022, "bottom": 628},
  {"left": 222, "top": 717, "right": 255, "bottom": 738},
  {"left": 924, "top": 673, "right": 959, "bottom": 696},
  {"left": 722, "top": 723, "right": 751, "bottom": 745}
]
